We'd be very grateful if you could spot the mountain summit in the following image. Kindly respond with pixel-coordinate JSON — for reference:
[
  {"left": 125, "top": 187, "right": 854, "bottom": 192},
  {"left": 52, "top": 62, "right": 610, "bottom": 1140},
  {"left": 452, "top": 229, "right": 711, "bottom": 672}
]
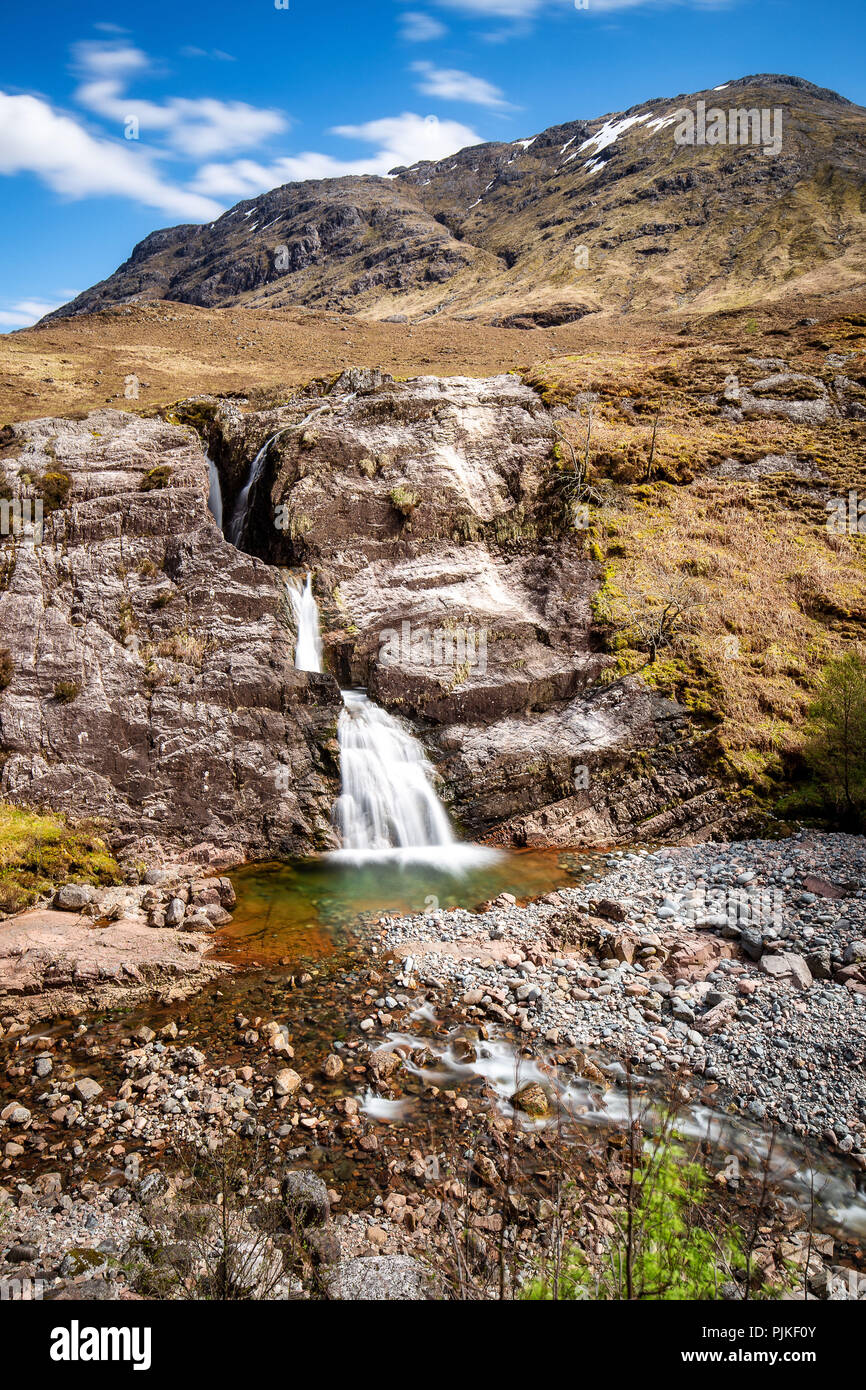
[{"left": 46, "top": 75, "right": 866, "bottom": 325}]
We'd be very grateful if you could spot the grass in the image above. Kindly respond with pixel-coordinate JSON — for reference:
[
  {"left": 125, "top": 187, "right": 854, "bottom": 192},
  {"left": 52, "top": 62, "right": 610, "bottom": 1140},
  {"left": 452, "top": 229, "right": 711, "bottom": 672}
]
[
  {"left": 522, "top": 1145, "right": 745, "bottom": 1301},
  {"left": 0, "top": 803, "right": 120, "bottom": 916},
  {"left": 530, "top": 335, "right": 866, "bottom": 795}
]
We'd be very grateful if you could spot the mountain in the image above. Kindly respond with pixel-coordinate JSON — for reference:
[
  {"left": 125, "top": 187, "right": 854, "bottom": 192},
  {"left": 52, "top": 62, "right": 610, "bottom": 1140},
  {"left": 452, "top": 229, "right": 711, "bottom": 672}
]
[{"left": 45, "top": 75, "right": 866, "bottom": 326}]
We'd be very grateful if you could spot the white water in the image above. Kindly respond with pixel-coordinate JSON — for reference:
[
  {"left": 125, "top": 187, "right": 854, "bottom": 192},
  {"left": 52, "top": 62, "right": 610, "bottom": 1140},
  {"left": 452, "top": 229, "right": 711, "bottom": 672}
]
[
  {"left": 368, "top": 1020, "right": 866, "bottom": 1238},
  {"left": 227, "top": 396, "right": 354, "bottom": 549},
  {"left": 207, "top": 457, "right": 223, "bottom": 529},
  {"left": 283, "top": 562, "right": 496, "bottom": 867},
  {"left": 284, "top": 572, "right": 324, "bottom": 673},
  {"left": 332, "top": 691, "right": 459, "bottom": 858},
  {"left": 227, "top": 427, "right": 291, "bottom": 546}
]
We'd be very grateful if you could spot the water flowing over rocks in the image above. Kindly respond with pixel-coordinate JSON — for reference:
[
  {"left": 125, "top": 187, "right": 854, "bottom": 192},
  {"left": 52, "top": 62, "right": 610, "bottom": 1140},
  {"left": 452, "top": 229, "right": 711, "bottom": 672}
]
[
  {"left": 186, "top": 371, "right": 751, "bottom": 847},
  {"left": 2, "top": 830, "right": 865, "bottom": 1301},
  {"left": 376, "top": 832, "right": 866, "bottom": 1152}
]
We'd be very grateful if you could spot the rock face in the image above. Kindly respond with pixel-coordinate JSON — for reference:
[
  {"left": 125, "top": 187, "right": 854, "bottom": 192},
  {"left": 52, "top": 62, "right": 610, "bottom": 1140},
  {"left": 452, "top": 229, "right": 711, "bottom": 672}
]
[
  {"left": 41, "top": 75, "right": 866, "bottom": 324},
  {"left": 0, "top": 377, "right": 744, "bottom": 858},
  {"left": 0, "top": 410, "right": 341, "bottom": 862},
  {"left": 200, "top": 371, "right": 744, "bottom": 845}
]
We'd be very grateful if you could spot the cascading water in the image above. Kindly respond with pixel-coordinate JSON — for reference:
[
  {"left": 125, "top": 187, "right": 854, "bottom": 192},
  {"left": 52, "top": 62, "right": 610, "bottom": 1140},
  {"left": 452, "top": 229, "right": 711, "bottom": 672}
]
[
  {"left": 227, "top": 396, "right": 355, "bottom": 549},
  {"left": 227, "top": 428, "right": 290, "bottom": 547},
  {"left": 333, "top": 690, "right": 457, "bottom": 857},
  {"left": 207, "top": 457, "right": 223, "bottom": 529},
  {"left": 283, "top": 571, "right": 324, "bottom": 674},
  {"left": 282, "top": 572, "right": 494, "bottom": 865}
]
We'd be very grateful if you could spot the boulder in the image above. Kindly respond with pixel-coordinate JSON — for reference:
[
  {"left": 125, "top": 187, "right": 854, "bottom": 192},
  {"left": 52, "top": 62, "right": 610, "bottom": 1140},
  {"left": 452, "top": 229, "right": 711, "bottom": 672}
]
[
  {"left": 511, "top": 1081, "right": 553, "bottom": 1118},
  {"left": 760, "top": 952, "right": 813, "bottom": 991},
  {"left": 281, "top": 1170, "right": 330, "bottom": 1229},
  {"left": 164, "top": 897, "right": 185, "bottom": 928},
  {"left": 54, "top": 884, "right": 95, "bottom": 912}
]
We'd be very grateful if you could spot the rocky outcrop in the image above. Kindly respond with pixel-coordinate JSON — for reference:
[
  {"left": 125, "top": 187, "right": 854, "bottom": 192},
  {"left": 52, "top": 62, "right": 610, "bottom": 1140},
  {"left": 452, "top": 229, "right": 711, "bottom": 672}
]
[
  {"left": 0, "top": 908, "right": 227, "bottom": 1026},
  {"left": 194, "top": 372, "right": 744, "bottom": 845},
  {"left": 0, "top": 410, "right": 341, "bottom": 863},
  {"left": 0, "top": 375, "right": 750, "bottom": 858}
]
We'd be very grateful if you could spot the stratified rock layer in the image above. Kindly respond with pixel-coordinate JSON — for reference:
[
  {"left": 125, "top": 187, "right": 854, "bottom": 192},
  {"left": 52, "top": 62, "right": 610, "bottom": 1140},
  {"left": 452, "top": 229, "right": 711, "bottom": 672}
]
[{"left": 0, "top": 410, "right": 341, "bottom": 862}]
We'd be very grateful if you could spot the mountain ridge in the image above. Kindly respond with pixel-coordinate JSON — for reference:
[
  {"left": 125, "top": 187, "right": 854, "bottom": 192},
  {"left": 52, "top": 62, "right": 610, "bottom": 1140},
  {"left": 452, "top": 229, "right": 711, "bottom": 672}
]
[{"left": 43, "top": 73, "right": 866, "bottom": 326}]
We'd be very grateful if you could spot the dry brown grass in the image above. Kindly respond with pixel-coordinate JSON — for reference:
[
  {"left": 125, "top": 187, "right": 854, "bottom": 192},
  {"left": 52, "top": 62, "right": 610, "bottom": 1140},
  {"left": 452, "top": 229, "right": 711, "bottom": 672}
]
[{"left": 539, "top": 329, "right": 866, "bottom": 787}]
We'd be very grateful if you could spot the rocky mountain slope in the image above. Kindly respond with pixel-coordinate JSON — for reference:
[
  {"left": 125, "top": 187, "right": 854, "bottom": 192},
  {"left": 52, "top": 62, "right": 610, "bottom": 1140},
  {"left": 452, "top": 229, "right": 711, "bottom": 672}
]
[
  {"left": 44, "top": 75, "right": 866, "bottom": 327},
  {"left": 0, "top": 375, "right": 734, "bottom": 862}
]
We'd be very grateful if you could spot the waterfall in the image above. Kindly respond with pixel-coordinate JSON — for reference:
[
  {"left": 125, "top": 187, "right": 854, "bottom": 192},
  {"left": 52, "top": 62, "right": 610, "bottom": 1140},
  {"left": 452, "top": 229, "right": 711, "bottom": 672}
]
[
  {"left": 228, "top": 395, "right": 355, "bottom": 550},
  {"left": 228, "top": 428, "right": 289, "bottom": 547},
  {"left": 284, "top": 572, "right": 324, "bottom": 674},
  {"left": 332, "top": 691, "right": 457, "bottom": 857},
  {"left": 207, "top": 457, "right": 223, "bottom": 530},
  {"left": 281, "top": 561, "right": 494, "bottom": 866}
]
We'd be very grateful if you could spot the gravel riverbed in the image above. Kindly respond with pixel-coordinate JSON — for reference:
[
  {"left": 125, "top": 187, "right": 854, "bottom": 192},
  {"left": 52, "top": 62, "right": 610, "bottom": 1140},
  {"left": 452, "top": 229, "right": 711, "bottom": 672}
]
[{"left": 377, "top": 832, "right": 866, "bottom": 1156}]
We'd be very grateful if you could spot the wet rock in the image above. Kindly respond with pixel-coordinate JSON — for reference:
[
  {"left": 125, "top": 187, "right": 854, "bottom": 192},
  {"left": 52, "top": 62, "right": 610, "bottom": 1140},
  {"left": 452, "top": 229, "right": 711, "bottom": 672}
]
[
  {"left": 322, "top": 1054, "right": 344, "bottom": 1080},
  {"left": 273, "top": 1068, "right": 302, "bottom": 1097},
  {"left": 512, "top": 1082, "right": 553, "bottom": 1118}
]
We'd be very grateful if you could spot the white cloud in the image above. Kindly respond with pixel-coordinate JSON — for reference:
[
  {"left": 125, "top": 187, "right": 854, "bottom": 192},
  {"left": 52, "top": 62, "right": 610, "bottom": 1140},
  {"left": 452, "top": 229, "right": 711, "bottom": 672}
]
[
  {"left": 432, "top": 0, "right": 729, "bottom": 17},
  {"left": 180, "top": 47, "right": 236, "bottom": 62},
  {"left": 432, "top": 0, "right": 546, "bottom": 15},
  {"left": 73, "top": 41, "right": 287, "bottom": 159},
  {"left": 399, "top": 10, "right": 449, "bottom": 40},
  {"left": 411, "top": 60, "right": 511, "bottom": 107},
  {"left": 191, "top": 113, "right": 484, "bottom": 199},
  {"left": 0, "top": 91, "right": 222, "bottom": 220},
  {"left": 0, "top": 297, "right": 78, "bottom": 329}
]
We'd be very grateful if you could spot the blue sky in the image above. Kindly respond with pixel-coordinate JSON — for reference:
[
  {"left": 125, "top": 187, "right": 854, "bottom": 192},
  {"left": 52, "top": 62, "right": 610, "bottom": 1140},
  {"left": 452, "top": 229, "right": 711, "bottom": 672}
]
[{"left": 1, "top": 0, "right": 864, "bottom": 328}]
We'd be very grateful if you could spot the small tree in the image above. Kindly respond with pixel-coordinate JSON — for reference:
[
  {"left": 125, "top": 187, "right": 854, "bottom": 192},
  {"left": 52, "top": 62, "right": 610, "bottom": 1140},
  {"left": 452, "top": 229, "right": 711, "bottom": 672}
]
[
  {"left": 608, "top": 566, "right": 706, "bottom": 665},
  {"left": 803, "top": 651, "right": 866, "bottom": 826}
]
